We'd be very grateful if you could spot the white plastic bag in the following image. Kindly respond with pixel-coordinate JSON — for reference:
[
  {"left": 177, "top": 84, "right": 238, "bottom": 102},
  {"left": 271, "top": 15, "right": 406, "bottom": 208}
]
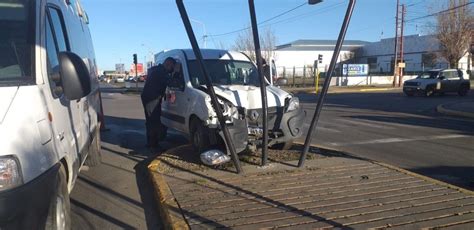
[{"left": 200, "top": 150, "right": 231, "bottom": 166}]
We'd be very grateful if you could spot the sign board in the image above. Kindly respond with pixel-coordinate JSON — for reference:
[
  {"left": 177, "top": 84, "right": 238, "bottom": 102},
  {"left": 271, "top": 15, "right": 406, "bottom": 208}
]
[
  {"left": 130, "top": 63, "right": 144, "bottom": 75},
  {"left": 398, "top": 62, "right": 406, "bottom": 68},
  {"left": 342, "top": 64, "right": 369, "bottom": 76},
  {"left": 115, "top": 63, "right": 125, "bottom": 73}
]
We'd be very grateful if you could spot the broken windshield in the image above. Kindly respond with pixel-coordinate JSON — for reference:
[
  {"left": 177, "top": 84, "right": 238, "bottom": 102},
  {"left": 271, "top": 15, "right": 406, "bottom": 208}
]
[{"left": 187, "top": 60, "right": 262, "bottom": 88}]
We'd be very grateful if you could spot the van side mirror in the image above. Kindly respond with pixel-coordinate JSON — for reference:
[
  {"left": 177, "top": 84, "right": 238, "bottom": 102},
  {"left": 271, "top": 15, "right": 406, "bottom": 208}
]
[
  {"left": 276, "top": 78, "right": 288, "bottom": 86},
  {"left": 58, "top": 52, "right": 91, "bottom": 100}
]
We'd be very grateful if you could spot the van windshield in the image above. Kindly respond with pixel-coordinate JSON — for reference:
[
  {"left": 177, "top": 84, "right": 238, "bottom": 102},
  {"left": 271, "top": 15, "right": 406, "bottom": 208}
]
[
  {"left": 0, "top": 0, "right": 34, "bottom": 85},
  {"left": 187, "top": 60, "right": 263, "bottom": 87}
]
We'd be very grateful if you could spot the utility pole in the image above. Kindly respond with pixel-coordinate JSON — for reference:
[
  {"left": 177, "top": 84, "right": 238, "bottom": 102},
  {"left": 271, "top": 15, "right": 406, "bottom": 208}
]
[
  {"left": 398, "top": 4, "right": 406, "bottom": 87},
  {"left": 392, "top": 0, "right": 400, "bottom": 87}
]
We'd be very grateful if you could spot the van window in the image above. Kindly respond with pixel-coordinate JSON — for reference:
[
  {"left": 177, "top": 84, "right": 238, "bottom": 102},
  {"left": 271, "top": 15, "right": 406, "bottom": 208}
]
[
  {"left": 45, "top": 7, "right": 70, "bottom": 98},
  {"left": 48, "top": 7, "right": 69, "bottom": 52},
  {"left": 0, "top": 0, "right": 34, "bottom": 85}
]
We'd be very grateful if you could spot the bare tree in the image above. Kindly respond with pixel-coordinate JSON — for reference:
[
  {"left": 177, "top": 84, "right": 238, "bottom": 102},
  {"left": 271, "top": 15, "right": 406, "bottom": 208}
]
[
  {"left": 436, "top": 0, "right": 473, "bottom": 68},
  {"left": 232, "top": 27, "right": 277, "bottom": 63}
]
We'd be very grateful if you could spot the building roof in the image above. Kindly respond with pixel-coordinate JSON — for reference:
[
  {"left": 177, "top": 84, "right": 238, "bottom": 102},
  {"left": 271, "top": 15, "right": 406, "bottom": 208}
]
[{"left": 275, "top": 39, "right": 370, "bottom": 51}]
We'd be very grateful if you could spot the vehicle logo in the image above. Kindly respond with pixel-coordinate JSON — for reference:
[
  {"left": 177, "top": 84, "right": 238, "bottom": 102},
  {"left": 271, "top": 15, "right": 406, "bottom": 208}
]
[{"left": 250, "top": 110, "right": 259, "bottom": 121}]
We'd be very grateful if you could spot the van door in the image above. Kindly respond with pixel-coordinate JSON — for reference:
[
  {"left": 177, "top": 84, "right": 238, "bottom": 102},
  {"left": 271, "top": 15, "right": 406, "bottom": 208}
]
[
  {"left": 162, "top": 59, "right": 187, "bottom": 133},
  {"left": 44, "top": 6, "right": 83, "bottom": 168}
]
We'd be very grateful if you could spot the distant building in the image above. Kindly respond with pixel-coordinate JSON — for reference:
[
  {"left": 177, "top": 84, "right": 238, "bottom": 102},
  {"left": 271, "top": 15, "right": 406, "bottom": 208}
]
[
  {"left": 274, "top": 39, "right": 369, "bottom": 72},
  {"left": 354, "top": 34, "right": 472, "bottom": 74}
]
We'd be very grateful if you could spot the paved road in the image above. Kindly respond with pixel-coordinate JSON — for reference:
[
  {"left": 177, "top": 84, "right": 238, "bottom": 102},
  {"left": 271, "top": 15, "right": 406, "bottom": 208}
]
[{"left": 296, "top": 90, "right": 474, "bottom": 189}]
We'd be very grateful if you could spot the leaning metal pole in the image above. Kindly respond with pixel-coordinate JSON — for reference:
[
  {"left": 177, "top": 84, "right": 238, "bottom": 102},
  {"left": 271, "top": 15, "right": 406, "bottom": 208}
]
[
  {"left": 248, "top": 0, "right": 269, "bottom": 166},
  {"left": 176, "top": 0, "right": 243, "bottom": 174},
  {"left": 298, "top": 0, "right": 356, "bottom": 167}
]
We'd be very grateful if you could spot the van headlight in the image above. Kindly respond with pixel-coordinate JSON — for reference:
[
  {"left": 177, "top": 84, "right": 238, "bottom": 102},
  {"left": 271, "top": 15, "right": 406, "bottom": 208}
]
[
  {"left": 0, "top": 156, "right": 22, "bottom": 191},
  {"left": 286, "top": 97, "right": 300, "bottom": 112}
]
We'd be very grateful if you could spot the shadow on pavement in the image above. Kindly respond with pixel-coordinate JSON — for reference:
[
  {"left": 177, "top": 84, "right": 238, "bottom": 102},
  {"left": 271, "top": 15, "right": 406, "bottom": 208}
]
[{"left": 409, "top": 166, "right": 474, "bottom": 190}]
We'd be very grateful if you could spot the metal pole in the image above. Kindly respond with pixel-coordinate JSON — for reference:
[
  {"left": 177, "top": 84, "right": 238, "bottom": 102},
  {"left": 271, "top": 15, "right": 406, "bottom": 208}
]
[
  {"left": 135, "top": 62, "right": 138, "bottom": 92},
  {"left": 176, "top": 0, "right": 243, "bottom": 174},
  {"left": 398, "top": 4, "right": 405, "bottom": 87},
  {"left": 248, "top": 0, "right": 269, "bottom": 166},
  {"left": 392, "top": 0, "right": 400, "bottom": 87},
  {"left": 298, "top": 0, "right": 356, "bottom": 167},
  {"left": 292, "top": 66, "right": 296, "bottom": 87}
]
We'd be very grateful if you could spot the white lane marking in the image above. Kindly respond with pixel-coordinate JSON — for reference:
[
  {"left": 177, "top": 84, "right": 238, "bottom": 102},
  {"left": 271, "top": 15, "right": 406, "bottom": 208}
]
[
  {"left": 336, "top": 118, "right": 395, "bottom": 130},
  {"left": 303, "top": 123, "right": 340, "bottom": 133},
  {"left": 329, "top": 134, "right": 471, "bottom": 147}
]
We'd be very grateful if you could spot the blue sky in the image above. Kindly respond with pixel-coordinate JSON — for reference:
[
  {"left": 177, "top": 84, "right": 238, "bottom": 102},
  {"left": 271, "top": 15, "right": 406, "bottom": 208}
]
[{"left": 81, "top": 0, "right": 443, "bottom": 71}]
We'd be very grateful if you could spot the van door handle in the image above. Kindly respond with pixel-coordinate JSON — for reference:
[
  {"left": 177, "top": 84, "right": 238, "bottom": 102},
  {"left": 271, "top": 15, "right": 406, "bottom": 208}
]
[{"left": 58, "top": 131, "right": 65, "bottom": 141}]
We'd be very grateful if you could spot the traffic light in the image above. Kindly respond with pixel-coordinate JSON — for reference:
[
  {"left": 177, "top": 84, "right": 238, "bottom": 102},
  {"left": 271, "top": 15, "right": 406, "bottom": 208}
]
[
  {"left": 133, "top": 54, "right": 137, "bottom": 65},
  {"left": 318, "top": 54, "right": 323, "bottom": 64},
  {"left": 308, "top": 0, "right": 323, "bottom": 5}
]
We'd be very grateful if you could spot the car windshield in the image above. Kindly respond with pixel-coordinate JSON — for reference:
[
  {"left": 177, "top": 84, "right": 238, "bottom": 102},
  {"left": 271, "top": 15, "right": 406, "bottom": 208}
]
[
  {"left": 0, "top": 0, "right": 34, "bottom": 85},
  {"left": 187, "top": 59, "right": 262, "bottom": 87},
  {"left": 417, "top": 71, "right": 438, "bottom": 79}
]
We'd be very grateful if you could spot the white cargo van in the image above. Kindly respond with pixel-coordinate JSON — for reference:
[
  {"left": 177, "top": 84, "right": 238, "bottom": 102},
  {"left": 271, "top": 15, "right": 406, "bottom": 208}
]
[
  {"left": 0, "top": 0, "right": 101, "bottom": 229},
  {"left": 156, "top": 49, "right": 305, "bottom": 153}
]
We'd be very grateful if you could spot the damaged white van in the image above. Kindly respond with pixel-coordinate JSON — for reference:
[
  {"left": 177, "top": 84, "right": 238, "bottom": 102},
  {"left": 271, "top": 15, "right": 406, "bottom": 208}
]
[
  {"left": 0, "top": 0, "right": 101, "bottom": 229},
  {"left": 157, "top": 49, "right": 305, "bottom": 153}
]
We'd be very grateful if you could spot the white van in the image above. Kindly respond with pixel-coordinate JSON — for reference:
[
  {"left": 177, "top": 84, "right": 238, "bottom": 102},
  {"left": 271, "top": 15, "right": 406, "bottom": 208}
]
[
  {"left": 0, "top": 0, "right": 101, "bottom": 228},
  {"left": 156, "top": 49, "right": 305, "bottom": 153}
]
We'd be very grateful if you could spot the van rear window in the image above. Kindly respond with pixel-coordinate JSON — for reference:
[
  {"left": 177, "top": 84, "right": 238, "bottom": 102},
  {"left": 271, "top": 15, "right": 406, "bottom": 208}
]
[{"left": 0, "top": 0, "right": 34, "bottom": 85}]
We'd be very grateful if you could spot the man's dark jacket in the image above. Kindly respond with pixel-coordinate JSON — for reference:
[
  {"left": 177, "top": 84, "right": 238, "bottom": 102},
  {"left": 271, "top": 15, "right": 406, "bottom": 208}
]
[{"left": 141, "top": 64, "right": 169, "bottom": 105}]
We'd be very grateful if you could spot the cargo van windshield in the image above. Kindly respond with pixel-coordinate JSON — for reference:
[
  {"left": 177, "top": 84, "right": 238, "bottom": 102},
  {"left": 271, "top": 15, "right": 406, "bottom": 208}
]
[
  {"left": 188, "top": 60, "right": 263, "bottom": 87},
  {"left": 0, "top": 0, "right": 34, "bottom": 85}
]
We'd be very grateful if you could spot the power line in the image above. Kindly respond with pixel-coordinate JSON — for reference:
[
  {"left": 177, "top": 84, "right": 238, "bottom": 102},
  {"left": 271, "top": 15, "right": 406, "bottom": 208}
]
[
  {"left": 208, "top": 1, "right": 307, "bottom": 37},
  {"left": 405, "top": 1, "right": 473, "bottom": 22}
]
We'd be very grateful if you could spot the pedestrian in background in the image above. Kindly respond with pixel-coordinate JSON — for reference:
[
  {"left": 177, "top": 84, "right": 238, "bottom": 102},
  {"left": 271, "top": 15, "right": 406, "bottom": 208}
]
[{"left": 141, "top": 57, "right": 176, "bottom": 150}]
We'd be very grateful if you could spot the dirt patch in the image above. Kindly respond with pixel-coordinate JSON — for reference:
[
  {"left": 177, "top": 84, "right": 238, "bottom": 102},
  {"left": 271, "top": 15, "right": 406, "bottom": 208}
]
[{"left": 155, "top": 144, "right": 335, "bottom": 174}]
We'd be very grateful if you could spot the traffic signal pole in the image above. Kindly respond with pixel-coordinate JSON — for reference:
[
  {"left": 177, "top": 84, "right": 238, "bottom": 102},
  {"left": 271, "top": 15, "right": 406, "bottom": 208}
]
[
  {"left": 298, "top": 0, "right": 356, "bottom": 167},
  {"left": 176, "top": 0, "right": 243, "bottom": 174},
  {"left": 248, "top": 0, "right": 269, "bottom": 166},
  {"left": 133, "top": 54, "right": 138, "bottom": 91}
]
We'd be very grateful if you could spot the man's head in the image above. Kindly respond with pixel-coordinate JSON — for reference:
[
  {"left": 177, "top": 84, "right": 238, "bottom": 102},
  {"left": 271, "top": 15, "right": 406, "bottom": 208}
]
[{"left": 163, "top": 57, "right": 176, "bottom": 73}]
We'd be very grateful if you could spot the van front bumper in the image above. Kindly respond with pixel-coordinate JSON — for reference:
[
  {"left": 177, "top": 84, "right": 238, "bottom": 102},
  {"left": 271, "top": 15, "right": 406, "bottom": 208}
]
[{"left": 0, "top": 164, "right": 59, "bottom": 229}]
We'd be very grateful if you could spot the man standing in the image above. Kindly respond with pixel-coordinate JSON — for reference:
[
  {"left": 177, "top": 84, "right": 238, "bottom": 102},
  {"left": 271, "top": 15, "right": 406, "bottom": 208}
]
[{"left": 141, "top": 57, "right": 176, "bottom": 149}]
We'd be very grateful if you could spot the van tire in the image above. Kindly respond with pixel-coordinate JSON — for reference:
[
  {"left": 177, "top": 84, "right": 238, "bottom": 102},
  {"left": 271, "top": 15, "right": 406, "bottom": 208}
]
[
  {"left": 271, "top": 140, "right": 294, "bottom": 150},
  {"left": 458, "top": 85, "right": 469, "bottom": 96},
  {"left": 190, "top": 119, "right": 210, "bottom": 153},
  {"left": 85, "top": 127, "right": 101, "bottom": 167},
  {"left": 45, "top": 165, "right": 71, "bottom": 230}
]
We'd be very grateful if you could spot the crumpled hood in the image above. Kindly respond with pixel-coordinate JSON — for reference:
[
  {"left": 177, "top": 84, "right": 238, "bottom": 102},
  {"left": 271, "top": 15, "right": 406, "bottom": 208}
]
[
  {"left": 0, "top": 87, "right": 18, "bottom": 124},
  {"left": 213, "top": 85, "right": 290, "bottom": 109}
]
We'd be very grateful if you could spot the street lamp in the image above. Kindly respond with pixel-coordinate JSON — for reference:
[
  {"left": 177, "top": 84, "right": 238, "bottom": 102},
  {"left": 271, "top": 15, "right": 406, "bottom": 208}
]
[
  {"left": 308, "top": 0, "right": 323, "bottom": 5},
  {"left": 190, "top": 18, "right": 208, "bottom": 48}
]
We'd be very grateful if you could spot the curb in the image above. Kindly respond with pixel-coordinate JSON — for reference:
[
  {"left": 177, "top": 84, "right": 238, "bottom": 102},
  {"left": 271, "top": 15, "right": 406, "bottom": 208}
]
[
  {"left": 295, "top": 141, "right": 474, "bottom": 195},
  {"left": 437, "top": 103, "right": 474, "bottom": 119},
  {"left": 147, "top": 159, "right": 190, "bottom": 230}
]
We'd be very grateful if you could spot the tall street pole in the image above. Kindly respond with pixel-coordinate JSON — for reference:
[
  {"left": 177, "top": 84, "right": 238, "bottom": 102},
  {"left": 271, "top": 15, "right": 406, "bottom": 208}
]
[
  {"left": 248, "top": 0, "right": 269, "bottom": 166},
  {"left": 298, "top": 0, "right": 356, "bottom": 167},
  {"left": 392, "top": 0, "right": 400, "bottom": 87},
  {"left": 398, "top": 4, "right": 406, "bottom": 87}
]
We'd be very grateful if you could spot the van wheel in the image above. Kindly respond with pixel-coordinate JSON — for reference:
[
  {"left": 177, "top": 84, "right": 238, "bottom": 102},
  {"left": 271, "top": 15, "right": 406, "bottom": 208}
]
[
  {"left": 45, "top": 165, "right": 71, "bottom": 230},
  {"left": 458, "top": 85, "right": 469, "bottom": 96},
  {"left": 271, "top": 140, "right": 294, "bottom": 150},
  {"left": 190, "top": 119, "right": 210, "bottom": 153},
  {"left": 425, "top": 86, "right": 435, "bottom": 97},
  {"left": 404, "top": 92, "right": 414, "bottom": 97},
  {"left": 85, "top": 127, "right": 101, "bottom": 167}
]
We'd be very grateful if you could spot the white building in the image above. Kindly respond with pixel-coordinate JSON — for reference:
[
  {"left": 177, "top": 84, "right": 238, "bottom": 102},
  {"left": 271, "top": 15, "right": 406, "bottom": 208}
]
[
  {"left": 355, "top": 34, "right": 472, "bottom": 74},
  {"left": 274, "top": 39, "right": 369, "bottom": 74}
]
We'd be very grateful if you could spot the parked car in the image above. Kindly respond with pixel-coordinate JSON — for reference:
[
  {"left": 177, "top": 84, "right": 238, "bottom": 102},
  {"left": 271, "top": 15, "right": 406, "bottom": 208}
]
[
  {"left": 156, "top": 49, "right": 305, "bottom": 153},
  {"left": 115, "top": 76, "right": 125, "bottom": 83},
  {"left": 403, "top": 69, "right": 470, "bottom": 97},
  {"left": 0, "top": 0, "right": 101, "bottom": 228}
]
